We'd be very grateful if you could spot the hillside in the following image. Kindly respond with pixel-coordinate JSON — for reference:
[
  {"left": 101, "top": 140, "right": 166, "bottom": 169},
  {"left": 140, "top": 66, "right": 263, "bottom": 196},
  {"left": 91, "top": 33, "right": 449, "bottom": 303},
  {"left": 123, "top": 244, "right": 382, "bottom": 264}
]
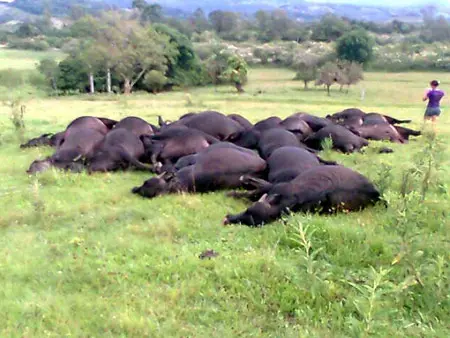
[{"left": 3, "top": 0, "right": 450, "bottom": 22}]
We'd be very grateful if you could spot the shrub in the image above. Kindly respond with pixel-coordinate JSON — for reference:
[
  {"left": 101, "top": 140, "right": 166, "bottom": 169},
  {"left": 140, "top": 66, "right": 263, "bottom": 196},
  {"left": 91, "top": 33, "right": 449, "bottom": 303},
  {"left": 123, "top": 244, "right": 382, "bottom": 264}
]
[
  {"left": 143, "top": 70, "right": 168, "bottom": 93},
  {"left": 0, "top": 69, "right": 25, "bottom": 88},
  {"left": 7, "top": 38, "right": 50, "bottom": 51}
]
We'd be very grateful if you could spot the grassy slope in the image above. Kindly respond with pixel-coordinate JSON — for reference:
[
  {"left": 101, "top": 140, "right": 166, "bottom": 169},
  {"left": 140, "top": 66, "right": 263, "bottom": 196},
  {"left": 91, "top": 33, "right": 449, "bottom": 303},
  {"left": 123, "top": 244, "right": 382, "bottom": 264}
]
[
  {"left": 0, "top": 65, "right": 449, "bottom": 337},
  {"left": 0, "top": 49, "right": 65, "bottom": 70}
]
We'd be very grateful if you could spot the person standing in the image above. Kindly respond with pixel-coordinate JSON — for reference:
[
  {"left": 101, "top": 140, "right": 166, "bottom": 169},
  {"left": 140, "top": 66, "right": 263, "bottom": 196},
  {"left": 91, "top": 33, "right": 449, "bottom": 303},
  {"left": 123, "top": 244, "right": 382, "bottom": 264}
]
[{"left": 423, "top": 80, "right": 444, "bottom": 129}]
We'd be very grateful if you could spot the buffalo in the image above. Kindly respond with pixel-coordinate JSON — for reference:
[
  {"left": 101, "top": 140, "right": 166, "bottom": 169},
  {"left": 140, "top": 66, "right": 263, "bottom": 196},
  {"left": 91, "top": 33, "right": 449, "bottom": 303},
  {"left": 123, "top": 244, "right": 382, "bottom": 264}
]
[
  {"left": 304, "top": 125, "right": 369, "bottom": 153},
  {"left": 141, "top": 127, "right": 220, "bottom": 171},
  {"left": 88, "top": 129, "right": 152, "bottom": 172},
  {"left": 113, "top": 116, "right": 156, "bottom": 137},
  {"left": 132, "top": 143, "right": 266, "bottom": 199},
  {"left": 159, "top": 111, "right": 244, "bottom": 141},
  {"left": 224, "top": 166, "right": 381, "bottom": 227},
  {"left": 27, "top": 129, "right": 105, "bottom": 174}
]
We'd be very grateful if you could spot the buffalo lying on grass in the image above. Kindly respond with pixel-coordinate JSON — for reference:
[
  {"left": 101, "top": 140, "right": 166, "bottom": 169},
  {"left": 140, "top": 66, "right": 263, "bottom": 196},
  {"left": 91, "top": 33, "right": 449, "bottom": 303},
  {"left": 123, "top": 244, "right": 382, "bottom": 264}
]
[
  {"left": 159, "top": 111, "right": 244, "bottom": 141},
  {"left": 141, "top": 127, "right": 220, "bottom": 172},
  {"left": 88, "top": 129, "right": 152, "bottom": 173},
  {"left": 27, "top": 129, "right": 105, "bottom": 174},
  {"left": 132, "top": 143, "right": 266, "bottom": 198},
  {"left": 224, "top": 166, "right": 382, "bottom": 227},
  {"left": 304, "top": 125, "right": 369, "bottom": 153},
  {"left": 113, "top": 116, "right": 156, "bottom": 137},
  {"left": 20, "top": 131, "right": 65, "bottom": 148}
]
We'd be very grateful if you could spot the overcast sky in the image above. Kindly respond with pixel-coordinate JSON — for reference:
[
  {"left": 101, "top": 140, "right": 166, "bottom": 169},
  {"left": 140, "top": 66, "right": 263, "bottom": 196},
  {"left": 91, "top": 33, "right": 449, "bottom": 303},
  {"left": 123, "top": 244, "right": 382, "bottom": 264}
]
[{"left": 307, "top": 0, "right": 449, "bottom": 6}]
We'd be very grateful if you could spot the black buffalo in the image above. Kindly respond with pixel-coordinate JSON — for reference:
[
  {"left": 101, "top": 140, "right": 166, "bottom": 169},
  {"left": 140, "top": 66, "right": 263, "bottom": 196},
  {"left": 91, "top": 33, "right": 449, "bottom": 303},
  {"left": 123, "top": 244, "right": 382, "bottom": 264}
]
[
  {"left": 132, "top": 143, "right": 266, "bottom": 199},
  {"left": 354, "top": 124, "right": 421, "bottom": 143},
  {"left": 304, "top": 125, "right": 369, "bottom": 153},
  {"left": 159, "top": 111, "right": 244, "bottom": 141},
  {"left": 114, "top": 116, "right": 156, "bottom": 137},
  {"left": 141, "top": 127, "right": 220, "bottom": 170},
  {"left": 224, "top": 166, "right": 381, "bottom": 226},
  {"left": 20, "top": 131, "right": 65, "bottom": 149},
  {"left": 88, "top": 129, "right": 152, "bottom": 172},
  {"left": 27, "top": 129, "right": 105, "bottom": 174}
]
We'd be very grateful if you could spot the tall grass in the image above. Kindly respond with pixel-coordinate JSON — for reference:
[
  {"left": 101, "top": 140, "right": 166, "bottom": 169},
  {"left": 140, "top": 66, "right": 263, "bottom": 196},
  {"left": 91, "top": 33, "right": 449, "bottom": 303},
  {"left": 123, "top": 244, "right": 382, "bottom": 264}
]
[{"left": 0, "top": 66, "right": 448, "bottom": 336}]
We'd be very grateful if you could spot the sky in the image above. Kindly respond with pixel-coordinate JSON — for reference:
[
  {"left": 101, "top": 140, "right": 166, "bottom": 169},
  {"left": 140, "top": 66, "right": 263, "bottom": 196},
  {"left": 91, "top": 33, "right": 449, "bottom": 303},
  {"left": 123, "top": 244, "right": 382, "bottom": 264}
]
[{"left": 308, "top": 0, "right": 449, "bottom": 6}]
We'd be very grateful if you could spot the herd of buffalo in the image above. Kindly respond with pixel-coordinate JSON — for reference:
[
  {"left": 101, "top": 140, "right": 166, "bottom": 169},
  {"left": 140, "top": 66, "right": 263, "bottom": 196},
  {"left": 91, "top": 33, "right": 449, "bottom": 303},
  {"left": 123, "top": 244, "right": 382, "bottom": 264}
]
[{"left": 21, "top": 108, "right": 421, "bottom": 226}]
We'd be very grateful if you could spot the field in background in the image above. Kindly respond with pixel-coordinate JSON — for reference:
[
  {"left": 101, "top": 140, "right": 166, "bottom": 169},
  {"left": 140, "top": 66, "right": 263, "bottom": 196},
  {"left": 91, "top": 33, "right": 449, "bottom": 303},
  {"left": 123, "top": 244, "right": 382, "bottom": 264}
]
[
  {"left": 0, "top": 60, "right": 449, "bottom": 336},
  {"left": 0, "top": 48, "right": 65, "bottom": 70}
]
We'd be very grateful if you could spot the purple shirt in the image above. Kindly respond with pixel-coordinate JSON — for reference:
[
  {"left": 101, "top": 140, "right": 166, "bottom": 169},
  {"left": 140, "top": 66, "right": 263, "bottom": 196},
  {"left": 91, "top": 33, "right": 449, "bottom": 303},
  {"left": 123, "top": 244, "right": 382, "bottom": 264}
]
[{"left": 427, "top": 89, "right": 445, "bottom": 108}]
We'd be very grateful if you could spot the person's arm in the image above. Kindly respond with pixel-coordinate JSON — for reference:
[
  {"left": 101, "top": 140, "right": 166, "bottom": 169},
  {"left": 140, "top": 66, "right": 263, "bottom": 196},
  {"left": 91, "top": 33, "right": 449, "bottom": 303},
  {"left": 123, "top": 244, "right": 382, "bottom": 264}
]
[{"left": 423, "top": 89, "right": 430, "bottom": 101}]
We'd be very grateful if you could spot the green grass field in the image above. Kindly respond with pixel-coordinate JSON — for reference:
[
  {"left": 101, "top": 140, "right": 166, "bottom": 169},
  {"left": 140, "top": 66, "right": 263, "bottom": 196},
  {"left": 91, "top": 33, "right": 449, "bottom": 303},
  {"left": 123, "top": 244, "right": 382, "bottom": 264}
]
[
  {"left": 0, "top": 63, "right": 449, "bottom": 337},
  {"left": 0, "top": 48, "right": 65, "bottom": 70}
]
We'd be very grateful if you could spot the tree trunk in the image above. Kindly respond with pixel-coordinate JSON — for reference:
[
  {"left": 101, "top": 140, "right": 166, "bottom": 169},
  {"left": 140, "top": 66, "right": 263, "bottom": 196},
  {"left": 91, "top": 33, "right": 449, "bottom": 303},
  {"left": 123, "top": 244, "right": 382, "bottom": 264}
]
[
  {"left": 51, "top": 77, "right": 57, "bottom": 91},
  {"left": 89, "top": 73, "right": 95, "bottom": 94},
  {"left": 124, "top": 78, "right": 132, "bottom": 94},
  {"left": 327, "top": 85, "right": 331, "bottom": 96},
  {"left": 304, "top": 80, "right": 308, "bottom": 89},
  {"left": 106, "top": 68, "right": 112, "bottom": 94},
  {"left": 235, "top": 82, "right": 245, "bottom": 93}
]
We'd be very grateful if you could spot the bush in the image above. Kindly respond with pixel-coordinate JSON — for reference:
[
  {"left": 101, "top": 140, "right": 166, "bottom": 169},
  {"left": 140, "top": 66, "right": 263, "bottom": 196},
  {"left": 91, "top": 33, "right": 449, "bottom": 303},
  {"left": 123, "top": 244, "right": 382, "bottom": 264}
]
[
  {"left": 7, "top": 38, "right": 50, "bottom": 51},
  {"left": 143, "top": 70, "right": 167, "bottom": 93},
  {"left": 0, "top": 69, "right": 25, "bottom": 88}
]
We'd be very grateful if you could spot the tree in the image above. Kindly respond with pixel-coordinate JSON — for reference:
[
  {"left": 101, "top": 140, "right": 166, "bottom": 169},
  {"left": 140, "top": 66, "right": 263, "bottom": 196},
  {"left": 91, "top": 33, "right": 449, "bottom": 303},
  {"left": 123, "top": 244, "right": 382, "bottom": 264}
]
[
  {"left": 153, "top": 23, "right": 204, "bottom": 87},
  {"left": 191, "top": 8, "right": 210, "bottom": 33},
  {"left": 37, "top": 58, "right": 59, "bottom": 90},
  {"left": 102, "top": 19, "right": 173, "bottom": 94},
  {"left": 57, "top": 57, "right": 89, "bottom": 93},
  {"left": 132, "top": 0, "right": 162, "bottom": 23},
  {"left": 292, "top": 54, "right": 320, "bottom": 89},
  {"left": 143, "top": 70, "right": 167, "bottom": 93},
  {"left": 209, "top": 11, "right": 239, "bottom": 35},
  {"left": 205, "top": 52, "right": 230, "bottom": 88},
  {"left": 312, "top": 14, "right": 350, "bottom": 42},
  {"left": 221, "top": 55, "right": 248, "bottom": 93},
  {"left": 316, "top": 62, "right": 340, "bottom": 96},
  {"left": 336, "top": 61, "right": 364, "bottom": 93},
  {"left": 336, "top": 29, "right": 374, "bottom": 65}
]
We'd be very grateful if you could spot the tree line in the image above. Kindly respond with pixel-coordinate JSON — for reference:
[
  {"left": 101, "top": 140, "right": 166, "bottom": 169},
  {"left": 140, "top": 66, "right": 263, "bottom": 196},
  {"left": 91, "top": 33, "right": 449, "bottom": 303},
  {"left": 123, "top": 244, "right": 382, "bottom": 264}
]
[{"left": 36, "top": 10, "right": 249, "bottom": 95}]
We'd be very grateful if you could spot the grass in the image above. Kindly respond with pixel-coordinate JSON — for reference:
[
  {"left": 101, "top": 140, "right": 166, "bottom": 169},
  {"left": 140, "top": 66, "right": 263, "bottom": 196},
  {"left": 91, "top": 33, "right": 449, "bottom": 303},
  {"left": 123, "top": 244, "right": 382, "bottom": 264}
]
[
  {"left": 0, "top": 66, "right": 449, "bottom": 337},
  {"left": 0, "top": 48, "right": 65, "bottom": 70}
]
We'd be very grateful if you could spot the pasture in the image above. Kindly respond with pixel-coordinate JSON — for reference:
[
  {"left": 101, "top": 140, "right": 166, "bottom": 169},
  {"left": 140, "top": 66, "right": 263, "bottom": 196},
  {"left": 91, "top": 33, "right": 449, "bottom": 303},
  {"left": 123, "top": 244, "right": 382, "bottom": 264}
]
[{"left": 0, "top": 64, "right": 449, "bottom": 336}]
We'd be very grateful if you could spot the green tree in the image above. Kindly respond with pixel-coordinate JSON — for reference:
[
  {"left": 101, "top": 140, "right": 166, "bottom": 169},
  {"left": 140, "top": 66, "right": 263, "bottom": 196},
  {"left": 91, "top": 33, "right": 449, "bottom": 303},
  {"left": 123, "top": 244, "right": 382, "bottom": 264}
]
[
  {"left": 143, "top": 70, "right": 167, "bottom": 93},
  {"left": 221, "top": 55, "right": 248, "bottom": 93},
  {"left": 208, "top": 11, "right": 239, "bottom": 35},
  {"left": 105, "top": 20, "right": 173, "bottom": 94},
  {"left": 37, "top": 58, "right": 59, "bottom": 90},
  {"left": 153, "top": 23, "right": 204, "bottom": 87},
  {"left": 292, "top": 54, "right": 320, "bottom": 89},
  {"left": 57, "top": 57, "right": 89, "bottom": 93},
  {"left": 205, "top": 52, "right": 230, "bottom": 88},
  {"left": 336, "top": 29, "right": 374, "bottom": 65},
  {"left": 312, "top": 14, "right": 350, "bottom": 42},
  {"left": 191, "top": 8, "right": 210, "bottom": 33}
]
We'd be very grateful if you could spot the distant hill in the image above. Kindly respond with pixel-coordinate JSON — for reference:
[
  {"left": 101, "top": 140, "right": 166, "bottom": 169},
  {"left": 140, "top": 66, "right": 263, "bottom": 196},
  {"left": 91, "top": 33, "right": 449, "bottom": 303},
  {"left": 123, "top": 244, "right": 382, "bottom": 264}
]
[{"left": 3, "top": 0, "right": 450, "bottom": 23}]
